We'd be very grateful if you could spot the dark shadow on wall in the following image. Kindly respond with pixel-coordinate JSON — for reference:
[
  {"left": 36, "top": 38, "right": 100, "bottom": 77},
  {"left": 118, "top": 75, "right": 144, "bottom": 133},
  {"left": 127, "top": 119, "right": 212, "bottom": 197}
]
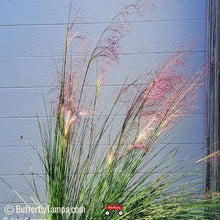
[{"left": 206, "top": 0, "right": 220, "bottom": 218}]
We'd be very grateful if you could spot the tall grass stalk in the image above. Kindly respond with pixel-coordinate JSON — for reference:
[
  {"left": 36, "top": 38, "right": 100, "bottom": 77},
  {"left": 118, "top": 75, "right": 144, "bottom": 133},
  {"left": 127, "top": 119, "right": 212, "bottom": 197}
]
[{"left": 31, "top": 1, "right": 220, "bottom": 219}]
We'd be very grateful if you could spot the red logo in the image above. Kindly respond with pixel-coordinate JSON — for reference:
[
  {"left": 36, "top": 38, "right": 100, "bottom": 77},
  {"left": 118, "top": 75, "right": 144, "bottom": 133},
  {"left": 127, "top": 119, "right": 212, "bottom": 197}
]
[
  {"left": 106, "top": 204, "right": 123, "bottom": 210},
  {"left": 105, "top": 203, "right": 124, "bottom": 216}
]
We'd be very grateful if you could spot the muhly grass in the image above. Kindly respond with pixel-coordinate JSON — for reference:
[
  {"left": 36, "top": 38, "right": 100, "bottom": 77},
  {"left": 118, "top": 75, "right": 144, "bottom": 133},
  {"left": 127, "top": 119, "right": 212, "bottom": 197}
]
[{"left": 2, "top": 1, "right": 220, "bottom": 219}]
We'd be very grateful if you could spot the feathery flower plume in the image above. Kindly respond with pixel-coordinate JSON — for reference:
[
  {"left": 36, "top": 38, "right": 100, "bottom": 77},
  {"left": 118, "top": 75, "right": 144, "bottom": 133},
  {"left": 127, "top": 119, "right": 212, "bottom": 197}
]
[{"left": 106, "top": 51, "right": 202, "bottom": 164}]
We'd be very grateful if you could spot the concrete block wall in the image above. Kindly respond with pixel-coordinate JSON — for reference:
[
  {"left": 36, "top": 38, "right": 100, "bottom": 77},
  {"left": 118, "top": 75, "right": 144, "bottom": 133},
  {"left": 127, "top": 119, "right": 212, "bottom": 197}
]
[{"left": 0, "top": 0, "right": 207, "bottom": 218}]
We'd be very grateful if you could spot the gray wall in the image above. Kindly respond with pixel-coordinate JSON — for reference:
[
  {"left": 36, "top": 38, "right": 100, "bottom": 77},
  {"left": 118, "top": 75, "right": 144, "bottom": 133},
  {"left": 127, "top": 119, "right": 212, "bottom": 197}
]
[{"left": 0, "top": 0, "right": 207, "bottom": 218}]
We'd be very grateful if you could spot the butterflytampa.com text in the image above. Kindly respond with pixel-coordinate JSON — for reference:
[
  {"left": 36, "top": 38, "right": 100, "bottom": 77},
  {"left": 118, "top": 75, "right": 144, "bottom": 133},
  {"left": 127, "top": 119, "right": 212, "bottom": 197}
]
[{"left": 6, "top": 204, "right": 85, "bottom": 215}]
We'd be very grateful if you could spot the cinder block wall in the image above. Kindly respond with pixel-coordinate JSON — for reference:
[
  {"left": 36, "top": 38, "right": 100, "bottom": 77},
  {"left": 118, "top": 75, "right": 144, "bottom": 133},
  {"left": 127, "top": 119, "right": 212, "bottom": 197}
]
[{"left": 0, "top": 0, "right": 207, "bottom": 218}]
